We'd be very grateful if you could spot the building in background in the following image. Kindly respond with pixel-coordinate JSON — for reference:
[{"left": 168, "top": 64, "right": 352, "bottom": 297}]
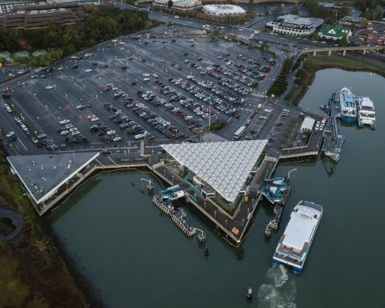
[
  {"left": 152, "top": 0, "right": 202, "bottom": 12},
  {"left": 202, "top": 4, "right": 246, "bottom": 17},
  {"left": 318, "top": 24, "right": 352, "bottom": 41},
  {"left": 267, "top": 14, "right": 324, "bottom": 37}
]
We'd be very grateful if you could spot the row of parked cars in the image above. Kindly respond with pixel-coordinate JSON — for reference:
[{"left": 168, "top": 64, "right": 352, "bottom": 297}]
[
  {"left": 89, "top": 111, "right": 123, "bottom": 142},
  {"left": 185, "top": 77, "right": 237, "bottom": 115},
  {"left": 189, "top": 63, "right": 248, "bottom": 101},
  {"left": 150, "top": 82, "right": 210, "bottom": 128},
  {"left": 5, "top": 104, "right": 49, "bottom": 149},
  {"left": 57, "top": 119, "right": 88, "bottom": 144},
  {"left": 128, "top": 100, "right": 187, "bottom": 139}
]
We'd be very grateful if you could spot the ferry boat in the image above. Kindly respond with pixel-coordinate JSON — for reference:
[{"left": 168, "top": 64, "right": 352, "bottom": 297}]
[
  {"left": 339, "top": 88, "right": 356, "bottom": 123},
  {"left": 356, "top": 96, "right": 375, "bottom": 130},
  {"left": 272, "top": 200, "right": 323, "bottom": 275}
]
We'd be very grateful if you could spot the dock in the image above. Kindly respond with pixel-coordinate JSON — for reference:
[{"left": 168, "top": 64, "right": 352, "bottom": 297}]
[
  {"left": 261, "top": 169, "right": 296, "bottom": 237},
  {"left": 152, "top": 194, "right": 196, "bottom": 237},
  {"left": 321, "top": 93, "right": 345, "bottom": 163}
]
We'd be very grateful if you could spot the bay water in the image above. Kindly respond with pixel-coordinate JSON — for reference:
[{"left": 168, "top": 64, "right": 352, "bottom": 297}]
[{"left": 51, "top": 69, "right": 385, "bottom": 308}]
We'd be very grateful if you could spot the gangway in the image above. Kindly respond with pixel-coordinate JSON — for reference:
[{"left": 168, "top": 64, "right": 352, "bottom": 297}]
[
  {"left": 141, "top": 178, "right": 154, "bottom": 192},
  {"left": 159, "top": 185, "right": 185, "bottom": 201},
  {"left": 193, "top": 227, "right": 206, "bottom": 243}
]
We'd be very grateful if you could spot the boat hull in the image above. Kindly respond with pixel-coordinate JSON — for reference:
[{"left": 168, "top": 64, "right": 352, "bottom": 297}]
[
  {"left": 272, "top": 258, "right": 304, "bottom": 275},
  {"left": 340, "top": 115, "right": 356, "bottom": 123}
]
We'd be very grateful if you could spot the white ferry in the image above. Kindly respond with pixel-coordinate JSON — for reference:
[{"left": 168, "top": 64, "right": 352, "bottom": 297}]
[
  {"left": 272, "top": 200, "right": 323, "bottom": 275},
  {"left": 339, "top": 87, "right": 356, "bottom": 123},
  {"left": 356, "top": 96, "right": 375, "bottom": 130}
]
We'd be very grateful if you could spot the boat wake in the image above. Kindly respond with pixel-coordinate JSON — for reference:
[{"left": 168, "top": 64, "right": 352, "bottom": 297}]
[{"left": 257, "top": 264, "right": 297, "bottom": 308}]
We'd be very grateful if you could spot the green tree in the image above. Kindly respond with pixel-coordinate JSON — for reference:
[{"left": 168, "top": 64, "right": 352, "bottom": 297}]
[
  {"left": 305, "top": 0, "right": 317, "bottom": 10},
  {"left": 260, "top": 42, "right": 269, "bottom": 51},
  {"left": 290, "top": 6, "right": 299, "bottom": 15},
  {"left": 363, "top": 8, "right": 372, "bottom": 20},
  {"left": 282, "top": 58, "right": 293, "bottom": 72},
  {"left": 338, "top": 36, "right": 348, "bottom": 47},
  {"left": 373, "top": 4, "right": 382, "bottom": 20},
  {"left": 359, "top": 19, "right": 370, "bottom": 28},
  {"left": 338, "top": 6, "right": 350, "bottom": 18},
  {"left": 264, "top": 5, "right": 269, "bottom": 16},
  {"left": 212, "top": 29, "right": 220, "bottom": 40},
  {"left": 248, "top": 0, "right": 254, "bottom": 13}
]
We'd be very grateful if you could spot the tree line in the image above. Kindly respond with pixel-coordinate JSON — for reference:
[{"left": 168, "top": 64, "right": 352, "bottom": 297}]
[{"left": 0, "top": 5, "right": 150, "bottom": 65}]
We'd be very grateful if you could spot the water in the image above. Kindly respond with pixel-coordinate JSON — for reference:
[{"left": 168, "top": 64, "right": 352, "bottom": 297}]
[{"left": 51, "top": 69, "right": 385, "bottom": 308}]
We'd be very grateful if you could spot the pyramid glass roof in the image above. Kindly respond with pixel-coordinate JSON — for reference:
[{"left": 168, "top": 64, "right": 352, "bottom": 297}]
[{"left": 161, "top": 140, "right": 267, "bottom": 203}]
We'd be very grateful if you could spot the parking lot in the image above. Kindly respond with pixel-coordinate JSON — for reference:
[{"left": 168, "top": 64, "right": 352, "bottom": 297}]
[{"left": 1, "top": 25, "right": 279, "bottom": 154}]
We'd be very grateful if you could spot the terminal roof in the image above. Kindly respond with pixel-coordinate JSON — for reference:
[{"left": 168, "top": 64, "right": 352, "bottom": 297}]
[
  {"left": 161, "top": 140, "right": 267, "bottom": 203},
  {"left": 7, "top": 152, "right": 99, "bottom": 204}
]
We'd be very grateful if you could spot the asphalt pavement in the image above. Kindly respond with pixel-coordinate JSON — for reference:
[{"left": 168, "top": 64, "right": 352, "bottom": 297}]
[{"left": 0, "top": 24, "right": 283, "bottom": 155}]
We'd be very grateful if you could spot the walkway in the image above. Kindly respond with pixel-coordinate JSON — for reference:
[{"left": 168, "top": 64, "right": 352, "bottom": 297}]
[{"left": 153, "top": 157, "right": 277, "bottom": 245}]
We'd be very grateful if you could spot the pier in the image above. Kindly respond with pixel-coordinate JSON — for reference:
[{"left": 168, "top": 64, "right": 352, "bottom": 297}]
[
  {"left": 261, "top": 169, "right": 296, "bottom": 237},
  {"left": 321, "top": 92, "right": 345, "bottom": 163},
  {"left": 152, "top": 194, "right": 196, "bottom": 237}
]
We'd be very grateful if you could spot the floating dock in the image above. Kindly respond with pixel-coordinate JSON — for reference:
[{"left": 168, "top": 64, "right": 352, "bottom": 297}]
[
  {"left": 258, "top": 176, "right": 291, "bottom": 206},
  {"left": 152, "top": 194, "right": 196, "bottom": 237},
  {"left": 321, "top": 93, "right": 345, "bottom": 163},
  {"left": 261, "top": 169, "right": 296, "bottom": 237}
]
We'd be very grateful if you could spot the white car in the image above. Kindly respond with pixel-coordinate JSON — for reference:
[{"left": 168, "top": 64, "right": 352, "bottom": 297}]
[
  {"left": 6, "top": 131, "right": 15, "bottom": 138},
  {"left": 152, "top": 74, "right": 158, "bottom": 78},
  {"left": 144, "top": 77, "right": 150, "bottom": 81},
  {"left": 90, "top": 117, "right": 99, "bottom": 122},
  {"left": 46, "top": 85, "right": 54, "bottom": 90},
  {"left": 143, "top": 73, "right": 150, "bottom": 77},
  {"left": 60, "top": 119, "right": 70, "bottom": 125},
  {"left": 76, "top": 104, "right": 86, "bottom": 110},
  {"left": 120, "top": 47, "right": 125, "bottom": 51},
  {"left": 60, "top": 130, "right": 69, "bottom": 135},
  {"left": 85, "top": 69, "right": 92, "bottom": 73}
]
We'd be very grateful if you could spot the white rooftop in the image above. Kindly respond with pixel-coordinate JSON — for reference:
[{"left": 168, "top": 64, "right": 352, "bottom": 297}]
[
  {"left": 301, "top": 116, "right": 315, "bottom": 131},
  {"left": 155, "top": 0, "right": 201, "bottom": 5},
  {"left": 277, "top": 14, "right": 313, "bottom": 26},
  {"left": 361, "top": 97, "right": 374, "bottom": 108},
  {"left": 161, "top": 140, "right": 267, "bottom": 203},
  {"left": 282, "top": 204, "right": 321, "bottom": 251},
  {"left": 203, "top": 4, "right": 246, "bottom": 15}
]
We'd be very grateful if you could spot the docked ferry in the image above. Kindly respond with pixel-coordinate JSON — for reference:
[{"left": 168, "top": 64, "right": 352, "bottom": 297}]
[
  {"left": 339, "top": 88, "right": 357, "bottom": 123},
  {"left": 272, "top": 200, "right": 323, "bottom": 275},
  {"left": 356, "top": 96, "right": 375, "bottom": 130}
]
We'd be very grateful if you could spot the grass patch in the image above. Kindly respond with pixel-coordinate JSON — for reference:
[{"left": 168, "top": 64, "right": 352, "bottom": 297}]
[
  {"left": 209, "top": 120, "right": 225, "bottom": 131},
  {"left": 0, "top": 146, "right": 90, "bottom": 307},
  {"left": 286, "top": 54, "right": 385, "bottom": 105}
]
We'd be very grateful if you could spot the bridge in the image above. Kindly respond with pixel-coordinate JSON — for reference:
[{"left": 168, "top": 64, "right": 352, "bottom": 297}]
[{"left": 299, "top": 45, "right": 384, "bottom": 56}]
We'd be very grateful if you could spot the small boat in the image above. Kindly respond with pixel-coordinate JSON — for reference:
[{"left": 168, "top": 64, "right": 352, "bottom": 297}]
[{"left": 246, "top": 287, "right": 252, "bottom": 300}]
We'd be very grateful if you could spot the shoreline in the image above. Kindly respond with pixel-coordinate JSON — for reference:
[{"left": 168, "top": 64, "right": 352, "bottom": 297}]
[{"left": 3, "top": 41, "right": 385, "bottom": 306}]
